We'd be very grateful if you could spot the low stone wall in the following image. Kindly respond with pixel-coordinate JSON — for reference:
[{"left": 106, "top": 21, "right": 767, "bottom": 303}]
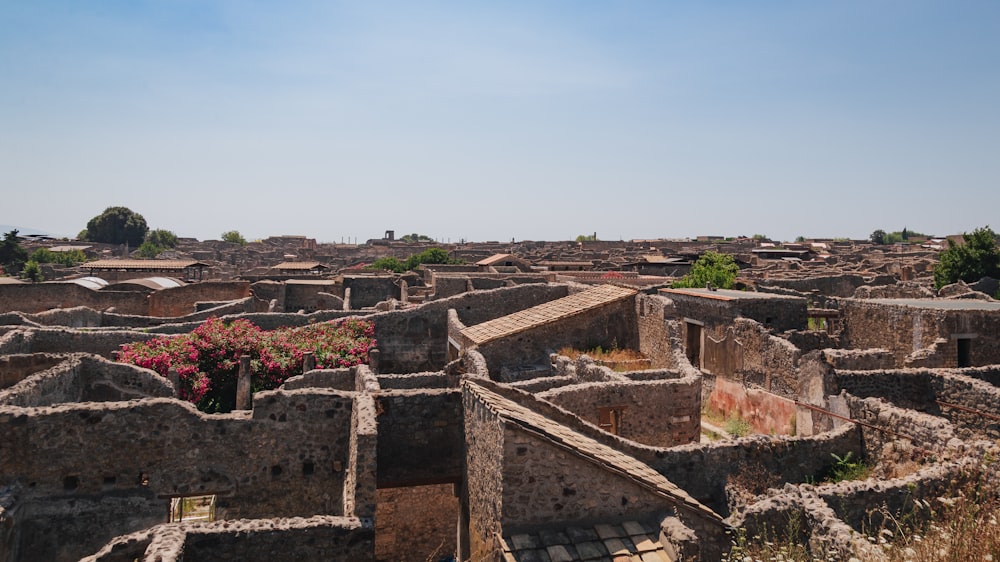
[
  {"left": 0, "top": 354, "right": 173, "bottom": 407},
  {"left": 376, "top": 372, "right": 458, "bottom": 389},
  {"left": 83, "top": 516, "right": 375, "bottom": 562},
  {"left": 0, "top": 354, "right": 66, "bottom": 390},
  {"left": 821, "top": 348, "right": 894, "bottom": 370},
  {"left": 0, "top": 327, "right": 162, "bottom": 359},
  {"left": 537, "top": 378, "right": 701, "bottom": 447},
  {"left": 282, "top": 368, "right": 355, "bottom": 391}
]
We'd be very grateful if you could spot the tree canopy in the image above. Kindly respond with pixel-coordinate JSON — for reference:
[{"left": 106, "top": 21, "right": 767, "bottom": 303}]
[
  {"left": 221, "top": 230, "right": 247, "bottom": 245},
  {"left": 933, "top": 226, "right": 1000, "bottom": 289},
  {"left": 399, "top": 233, "right": 434, "bottom": 243},
  {"left": 82, "top": 207, "right": 149, "bottom": 246},
  {"left": 369, "top": 247, "right": 462, "bottom": 273},
  {"left": 0, "top": 230, "right": 28, "bottom": 275},
  {"left": 671, "top": 251, "right": 739, "bottom": 290}
]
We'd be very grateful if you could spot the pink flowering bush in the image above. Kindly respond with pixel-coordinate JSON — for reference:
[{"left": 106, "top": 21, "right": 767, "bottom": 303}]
[{"left": 118, "top": 317, "right": 376, "bottom": 413}]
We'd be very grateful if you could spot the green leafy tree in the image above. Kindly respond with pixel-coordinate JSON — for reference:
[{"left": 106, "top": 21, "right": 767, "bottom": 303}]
[
  {"left": 933, "top": 226, "right": 1000, "bottom": 288},
  {"left": 575, "top": 233, "right": 598, "bottom": 242},
  {"left": 0, "top": 230, "right": 28, "bottom": 275},
  {"left": 221, "top": 230, "right": 247, "bottom": 245},
  {"left": 870, "top": 229, "right": 887, "bottom": 245},
  {"left": 146, "top": 229, "right": 178, "bottom": 249},
  {"left": 399, "top": 233, "right": 434, "bottom": 243},
  {"left": 82, "top": 206, "right": 149, "bottom": 246},
  {"left": 369, "top": 256, "right": 406, "bottom": 273},
  {"left": 21, "top": 260, "right": 43, "bottom": 282},
  {"left": 136, "top": 241, "right": 164, "bottom": 258},
  {"left": 672, "top": 251, "right": 739, "bottom": 289},
  {"left": 29, "top": 248, "right": 86, "bottom": 266}
]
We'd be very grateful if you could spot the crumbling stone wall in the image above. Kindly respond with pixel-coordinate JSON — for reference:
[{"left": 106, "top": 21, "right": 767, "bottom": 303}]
[
  {"left": 0, "top": 285, "right": 148, "bottom": 316},
  {"left": 375, "top": 484, "right": 457, "bottom": 562},
  {"left": 0, "top": 389, "right": 358, "bottom": 560},
  {"left": 0, "top": 355, "right": 173, "bottom": 407},
  {"left": 0, "top": 354, "right": 66, "bottom": 390},
  {"left": 83, "top": 516, "right": 375, "bottom": 562},
  {"left": 757, "top": 274, "right": 897, "bottom": 298},
  {"left": 536, "top": 378, "right": 700, "bottom": 447},
  {"left": 146, "top": 282, "right": 250, "bottom": 318},
  {"left": 840, "top": 299, "right": 1000, "bottom": 368},
  {"left": 374, "top": 389, "right": 463, "bottom": 487},
  {"left": 0, "top": 328, "right": 161, "bottom": 358},
  {"left": 462, "top": 384, "right": 505, "bottom": 561},
  {"left": 343, "top": 276, "right": 399, "bottom": 309},
  {"left": 637, "top": 295, "right": 682, "bottom": 369}
]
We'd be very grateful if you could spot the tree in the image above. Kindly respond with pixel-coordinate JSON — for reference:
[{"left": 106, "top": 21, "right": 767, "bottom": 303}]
[
  {"left": 399, "top": 233, "right": 434, "bottom": 243},
  {"left": 933, "top": 226, "right": 1000, "bottom": 288},
  {"left": 870, "top": 230, "right": 887, "bottom": 245},
  {"left": 82, "top": 207, "right": 148, "bottom": 246},
  {"left": 575, "top": 233, "right": 598, "bottom": 242},
  {"left": 367, "top": 248, "right": 461, "bottom": 274},
  {"left": 21, "top": 260, "right": 43, "bottom": 282},
  {"left": 0, "top": 230, "right": 28, "bottom": 275},
  {"left": 672, "top": 251, "right": 739, "bottom": 290},
  {"left": 146, "top": 229, "right": 178, "bottom": 249},
  {"left": 370, "top": 257, "right": 406, "bottom": 273},
  {"left": 29, "top": 247, "right": 86, "bottom": 266},
  {"left": 136, "top": 241, "right": 164, "bottom": 258},
  {"left": 221, "top": 230, "right": 247, "bottom": 245}
]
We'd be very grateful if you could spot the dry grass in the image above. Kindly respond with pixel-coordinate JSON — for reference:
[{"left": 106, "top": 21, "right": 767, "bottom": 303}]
[
  {"left": 721, "top": 459, "right": 1000, "bottom": 562},
  {"left": 557, "top": 346, "right": 649, "bottom": 372}
]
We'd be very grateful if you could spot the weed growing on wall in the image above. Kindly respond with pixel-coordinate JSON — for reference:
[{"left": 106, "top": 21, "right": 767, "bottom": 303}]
[{"left": 118, "top": 317, "right": 376, "bottom": 412}]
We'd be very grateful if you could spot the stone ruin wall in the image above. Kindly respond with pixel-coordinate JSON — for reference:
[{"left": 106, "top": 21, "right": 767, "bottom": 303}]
[
  {"left": 374, "top": 389, "right": 464, "bottom": 487},
  {"left": 0, "top": 389, "right": 360, "bottom": 561},
  {"left": 462, "top": 383, "right": 506, "bottom": 561},
  {"left": 375, "top": 484, "right": 457, "bottom": 562},
  {"left": 0, "top": 282, "right": 250, "bottom": 318},
  {"left": 0, "top": 354, "right": 173, "bottom": 407},
  {"left": 840, "top": 300, "right": 1000, "bottom": 368},
  {"left": 536, "top": 378, "right": 700, "bottom": 447}
]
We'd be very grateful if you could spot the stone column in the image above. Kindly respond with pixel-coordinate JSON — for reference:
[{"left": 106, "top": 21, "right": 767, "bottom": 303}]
[
  {"left": 303, "top": 351, "right": 316, "bottom": 373},
  {"left": 236, "top": 354, "right": 252, "bottom": 410},
  {"left": 167, "top": 367, "right": 180, "bottom": 396},
  {"left": 368, "top": 349, "right": 380, "bottom": 376}
]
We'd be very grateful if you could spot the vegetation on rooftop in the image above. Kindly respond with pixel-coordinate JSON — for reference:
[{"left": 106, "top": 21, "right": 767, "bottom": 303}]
[{"left": 220, "top": 230, "right": 247, "bottom": 245}]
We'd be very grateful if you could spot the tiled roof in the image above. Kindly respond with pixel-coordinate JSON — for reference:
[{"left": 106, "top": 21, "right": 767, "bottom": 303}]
[
  {"left": 477, "top": 253, "right": 514, "bottom": 266},
  {"left": 465, "top": 382, "right": 723, "bottom": 527},
  {"left": 462, "top": 285, "right": 637, "bottom": 346},
  {"left": 500, "top": 520, "right": 671, "bottom": 562},
  {"left": 84, "top": 260, "right": 208, "bottom": 270}
]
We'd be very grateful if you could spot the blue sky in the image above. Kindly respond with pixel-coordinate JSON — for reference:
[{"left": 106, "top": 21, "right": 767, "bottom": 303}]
[{"left": 2, "top": 1, "right": 998, "bottom": 243}]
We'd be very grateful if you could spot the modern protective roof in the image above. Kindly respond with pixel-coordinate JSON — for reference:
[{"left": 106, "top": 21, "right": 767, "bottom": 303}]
[
  {"left": 272, "top": 261, "right": 328, "bottom": 271},
  {"left": 462, "top": 285, "right": 637, "bottom": 346},
  {"left": 64, "top": 276, "right": 109, "bottom": 290},
  {"left": 85, "top": 260, "right": 207, "bottom": 271},
  {"left": 104, "top": 277, "right": 185, "bottom": 291},
  {"left": 476, "top": 253, "right": 514, "bottom": 266}
]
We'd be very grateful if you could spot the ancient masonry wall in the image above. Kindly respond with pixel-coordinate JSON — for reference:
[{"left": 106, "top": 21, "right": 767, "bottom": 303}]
[
  {"left": 0, "top": 328, "right": 162, "bottom": 359},
  {"left": 0, "top": 355, "right": 173, "bottom": 407},
  {"left": 0, "top": 389, "right": 356, "bottom": 560},
  {"left": 500, "top": 425, "right": 673, "bottom": 529},
  {"left": 0, "top": 285, "right": 148, "bottom": 316},
  {"left": 462, "top": 384, "right": 506, "bottom": 562},
  {"left": 0, "top": 354, "right": 67, "bottom": 389},
  {"left": 147, "top": 282, "right": 251, "bottom": 318},
  {"left": 637, "top": 294, "right": 682, "bottom": 369},
  {"left": 375, "top": 484, "right": 457, "bottom": 562},
  {"left": 83, "top": 516, "right": 375, "bottom": 562},
  {"left": 374, "top": 389, "right": 464, "bottom": 487},
  {"left": 342, "top": 276, "right": 399, "bottom": 309},
  {"left": 536, "top": 378, "right": 700, "bottom": 447},
  {"left": 839, "top": 300, "right": 1000, "bottom": 367}
]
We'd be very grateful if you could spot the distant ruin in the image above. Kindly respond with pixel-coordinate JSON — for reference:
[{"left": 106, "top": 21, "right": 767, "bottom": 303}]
[{"left": 1, "top": 235, "right": 999, "bottom": 561}]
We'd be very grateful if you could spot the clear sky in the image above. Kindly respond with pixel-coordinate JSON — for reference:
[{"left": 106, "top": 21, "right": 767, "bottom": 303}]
[{"left": 2, "top": 1, "right": 999, "bottom": 243}]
